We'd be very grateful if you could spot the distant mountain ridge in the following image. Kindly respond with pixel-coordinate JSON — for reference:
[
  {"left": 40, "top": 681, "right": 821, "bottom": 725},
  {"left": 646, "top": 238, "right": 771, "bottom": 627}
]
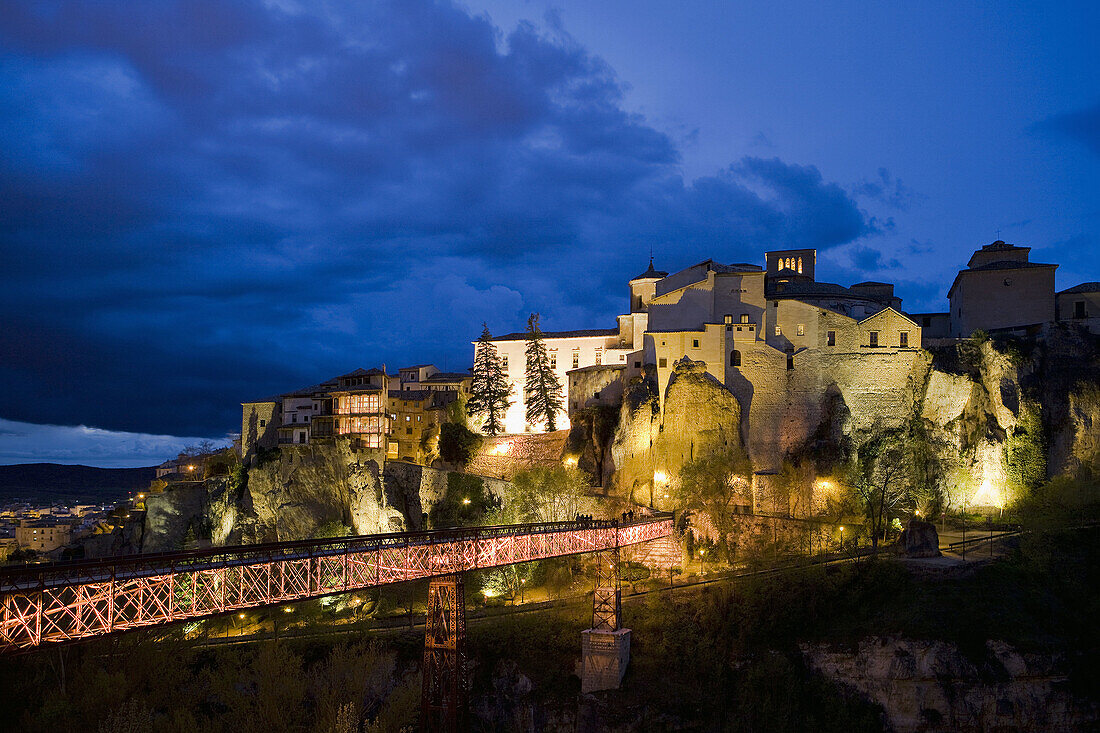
[{"left": 0, "top": 463, "right": 156, "bottom": 503}]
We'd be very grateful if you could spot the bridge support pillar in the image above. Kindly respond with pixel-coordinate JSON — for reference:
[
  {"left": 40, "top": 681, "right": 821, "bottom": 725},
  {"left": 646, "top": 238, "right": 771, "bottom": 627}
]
[
  {"left": 581, "top": 544, "right": 630, "bottom": 693},
  {"left": 421, "top": 574, "right": 466, "bottom": 733}
]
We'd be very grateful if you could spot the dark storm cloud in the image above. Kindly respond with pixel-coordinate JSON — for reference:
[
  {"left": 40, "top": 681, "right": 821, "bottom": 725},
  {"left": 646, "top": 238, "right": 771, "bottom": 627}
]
[
  {"left": 1036, "top": 101, "right": 1100, "bottom": 157},
  {"left": 0, "top": 0, "right": 872, "bottom": 437}
]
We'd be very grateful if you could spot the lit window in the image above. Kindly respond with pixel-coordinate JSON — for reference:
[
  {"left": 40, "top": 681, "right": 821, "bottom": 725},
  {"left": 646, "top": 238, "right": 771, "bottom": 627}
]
[
  {"left": 724, "top": 314, "right": 733, "bottom": 324},
  {"left": 595, "top": 349, "right": 602, "bottom": 365},
  {"left": 797, "top": 324, "right": 805, "bottom": 336},
  {"left": 899, "top": 331, "right": 909, "bottom": 348},
  {"left": 827, "top": 331, "right": 836, "bottom": 346},
  {"left": 550, "top": 352, "right": 557, "bottom": 369},
  {"left": 869, "top": 331, "right": 879, "bottom": 347},
  {"left": 572, "top": 350, "right": 579, "bottom": 368},
  {"left": 740, "top": 314, "right": 750, "bottom": 324},
  {"left": 501, "top": 354, "right": 508, "bottom": 369},
  {"left": 775, "top": 325, "right": 781, "bottom": 336}
]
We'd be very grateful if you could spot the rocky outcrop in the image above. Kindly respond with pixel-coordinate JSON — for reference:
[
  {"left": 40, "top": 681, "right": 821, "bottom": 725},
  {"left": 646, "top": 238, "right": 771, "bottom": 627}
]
[
  {"left": 240, "top": 442, "right": 404, "bottom": 542},
  {"left": 803, "top": 637, "right": 1099, "bottom": 732},
  {"left": 141, "top": 476, "right": 238, "bottom": 552},
  {"left": 896, "top": 518, "right": 941, "bottom": 558}
]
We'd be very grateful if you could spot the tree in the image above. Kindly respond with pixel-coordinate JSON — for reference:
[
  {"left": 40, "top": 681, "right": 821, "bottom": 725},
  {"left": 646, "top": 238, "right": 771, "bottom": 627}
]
[
  {"left": 468, "top": 324, "right": 513, "bottom": 436},
  {"left": 504, "top": 466, "right": 590, "bottom": 524},
  {"left": 675, "top": 442, "right": 753, "bottom": 562},
  {"left": 850, "top": 427, "right": 911, "bottom": 552},
  {"left": 523, "top": 313, "right": 565, "bottom": 431}
]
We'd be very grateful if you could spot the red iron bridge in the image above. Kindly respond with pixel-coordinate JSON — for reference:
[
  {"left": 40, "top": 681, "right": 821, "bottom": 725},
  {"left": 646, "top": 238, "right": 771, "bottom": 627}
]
[{"left": 0, "top": 514, "right": 672, "bottom": 651}]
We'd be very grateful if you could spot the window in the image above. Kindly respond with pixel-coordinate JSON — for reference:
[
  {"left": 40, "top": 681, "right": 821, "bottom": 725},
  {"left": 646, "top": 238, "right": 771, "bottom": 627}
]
[
  {"left": 259, "top": 419, "right": 266, "bottom": 428},
  {"left": 826, "top": 331, "right": 836, "bottom": 346},
  {"left": 730, "top": 350, "right": 741, "bottom": 367},
  {"left": 595, "top": 348, "right": 602, "bottom": 365},
  {"left": 797, "top": 324, "right": 805, "bottom": 336},
  {"left": 406, "top": 427, "right": 412, "bottom": 435},
  {"left": 740, "top": 314, "right": 750, "bottom": 323},
  {"left": 634, "top": 361, "right": 641, "bottom": 368},
  {"left": 724, "top": 314, "right": 733, "bottom": 324},
  {"left": 787, "top": 354, "right": 794, "bottom": 370},
  {"left": 416, "top": 415, "right": 421, "bottom": 422},
  {"left": 501, "top": 354, "right": 508, "bottom": 369},
  {"left": 1075, "top": 301, "right": 1087, "bottom": 319},
  {"left": 619, "top": 354, "right": 626, "bottom": 361},
  {"left": 797, "top": 257, "right": 803, "bottom": 273},
  {"left": 899, "top": 331, "right": 909, "bottom": 348},
  {"left": 869, "top": 331, "right": 879, "bottom": 347},
  {"left": 572, "top": 350, "right": 579, "bottom": 368},
  {"left": 659, "top": 358, "right": 667, "bottom": 368},
  {"left": 550, "top": 352, "right": 557, "bottom": 369},
  {"left": 775, "top": 325, "right": 781, "bottom": 336},
  {"left": 337, "top": 394, "right": 380, "bottom": 414},
  {"left": 692, "top": 339, "right": 699, "bottom": 348},
  {"left": 405, "top": 415, "right": 411, "bottom": 421},
  {"left": 291, "top": 414, "right": 297, "bottom": 423}
]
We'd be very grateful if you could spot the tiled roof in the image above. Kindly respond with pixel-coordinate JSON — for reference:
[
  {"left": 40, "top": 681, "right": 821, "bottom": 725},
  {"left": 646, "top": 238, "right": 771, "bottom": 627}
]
[
  {"left": 631, "top": 259, "right": 668, "bottom": 280},
  {"left": 965, "top": 260, "right": 1056, "bottom": 272},
  {"left": 389, "top": 390, "right": 430, "bottom": 401},
  {"left": 422, "top": 372, "right": 472, "bottom": 381},
  {"left": 1058, "top": 282, "right": 1100, "bottom": 294},
  {"left": 492, "top": 328, "right": 617, "bottom": 342}
]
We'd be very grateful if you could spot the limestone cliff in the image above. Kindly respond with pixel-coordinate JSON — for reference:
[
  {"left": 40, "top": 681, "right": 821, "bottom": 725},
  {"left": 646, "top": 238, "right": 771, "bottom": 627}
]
[{"left": 599, "top": 325, "right": 1100, "bottom": 517}]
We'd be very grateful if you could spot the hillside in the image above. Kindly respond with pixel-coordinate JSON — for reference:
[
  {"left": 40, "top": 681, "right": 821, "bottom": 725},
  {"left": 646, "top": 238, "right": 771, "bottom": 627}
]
[{"left": 0, "top": 463, "right": 156, "bottom": 503}]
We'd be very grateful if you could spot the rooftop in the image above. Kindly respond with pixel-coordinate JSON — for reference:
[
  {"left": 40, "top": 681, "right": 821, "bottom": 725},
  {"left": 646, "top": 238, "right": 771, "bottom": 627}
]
[
  {"left": 1058, "top": 282, "right": 1100, "bottom": 295},
  {"left": 631, "top": 258, "right": 668, "bottom": 281},
  {"left": 492, "top": 328, "right": 618, "bottom": 342}
]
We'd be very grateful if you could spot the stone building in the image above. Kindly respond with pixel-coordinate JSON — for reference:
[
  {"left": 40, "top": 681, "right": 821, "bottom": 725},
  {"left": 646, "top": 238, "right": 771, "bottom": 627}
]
[
  {"left": 1057, "top": 282, "right": 1100, "bottom": 334},
  {"left": 241, "top": 364, "right": 470, "bottom": 466},
  {"left": 947, "top": 240, "right": 1057, "bottom": 337}
]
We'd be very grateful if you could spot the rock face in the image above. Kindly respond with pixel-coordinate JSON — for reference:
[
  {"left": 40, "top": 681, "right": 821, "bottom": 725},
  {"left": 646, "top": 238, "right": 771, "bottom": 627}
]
[
  {"left": 803, "top": 637, "right": 1099, "bottom": 732},
  {"left": 240, "top": 442, "right": 404, "bottom": 542},
  {"left": 897, "top": 518, "right": 941, "bottom": 558},
  {"left": 600, "top": 327, "right": 1100, "bottom": 523},
  {"left": 142, "top": 477, "right": 237, "bottom": 552}
]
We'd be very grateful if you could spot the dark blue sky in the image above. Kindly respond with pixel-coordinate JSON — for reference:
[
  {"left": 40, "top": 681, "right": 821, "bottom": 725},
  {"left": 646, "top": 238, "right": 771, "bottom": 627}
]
[{"left": 1, "top": 1, "right": 1097, "bottom": 465}]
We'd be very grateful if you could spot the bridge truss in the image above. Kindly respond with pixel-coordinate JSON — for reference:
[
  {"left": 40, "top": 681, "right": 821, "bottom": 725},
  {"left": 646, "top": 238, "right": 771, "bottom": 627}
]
[{"left": 0, "top": 516, "right": 671, "bottom": 651}]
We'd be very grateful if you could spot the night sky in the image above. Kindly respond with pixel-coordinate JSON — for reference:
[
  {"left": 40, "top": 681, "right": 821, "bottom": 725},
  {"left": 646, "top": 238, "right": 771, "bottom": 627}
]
[{"left": 1, "top": 1, "right": 1097, "bottom": 466}]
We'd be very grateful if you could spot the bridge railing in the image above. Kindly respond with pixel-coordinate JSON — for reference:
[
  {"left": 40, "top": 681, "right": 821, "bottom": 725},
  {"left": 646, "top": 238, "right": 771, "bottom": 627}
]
[{"left": 0, "top": 514, "right": 673, "bottom": 650}]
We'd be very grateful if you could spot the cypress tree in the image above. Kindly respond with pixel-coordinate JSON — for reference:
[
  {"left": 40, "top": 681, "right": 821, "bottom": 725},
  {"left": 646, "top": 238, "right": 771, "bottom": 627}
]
[
  {"left": 524, "top": 313, "right": 565, "bottom": 431},
  {"left": 468, "top": 324, "right": 514, "bottom": 436}
]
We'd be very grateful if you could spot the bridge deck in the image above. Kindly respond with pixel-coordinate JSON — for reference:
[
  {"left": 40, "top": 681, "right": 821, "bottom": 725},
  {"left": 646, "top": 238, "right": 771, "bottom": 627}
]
[{"left": 0, "top": 515, "right": 672, "bottom": 650}]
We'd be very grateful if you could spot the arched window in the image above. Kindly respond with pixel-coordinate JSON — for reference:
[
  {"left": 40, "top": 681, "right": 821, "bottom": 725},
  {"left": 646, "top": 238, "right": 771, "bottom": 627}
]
[
  {"left": 797, "top": 257, "right": 803, "bottom": 273},
  {"left": 730, "top": 350, "right": 741, "bottom": 367}
]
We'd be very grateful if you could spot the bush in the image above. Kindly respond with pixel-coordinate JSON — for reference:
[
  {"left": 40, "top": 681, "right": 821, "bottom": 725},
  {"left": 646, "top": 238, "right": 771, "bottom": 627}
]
[
  {"left": 428, "top": 473, "right": 500, "bottom": 528},
  {"left": 438, "top": 422, "right": 482, "bottom": 468}
]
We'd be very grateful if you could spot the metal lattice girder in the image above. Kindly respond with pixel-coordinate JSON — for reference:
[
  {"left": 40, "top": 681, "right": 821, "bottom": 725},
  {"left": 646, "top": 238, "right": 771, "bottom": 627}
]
[
  {"left": 421, "top": 574, "right": 467, "bottom": 733},
  {"left": 0, "top": 515, "right": 672, "bottom": 650},
  {"left": 592, "top": 544, "right": 622, "bottom": 632}
]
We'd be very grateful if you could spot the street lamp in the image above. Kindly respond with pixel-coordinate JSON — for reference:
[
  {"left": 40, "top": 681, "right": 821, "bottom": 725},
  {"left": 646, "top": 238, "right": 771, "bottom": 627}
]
[
  {"left": 699, "top": 547, "right": 707, "bottom": 575},
  {"left": 462, "top": 498, "right": 471, "bottom": 505},
  {"left": 520, "top": 578, "right": 526, "bottom": 604},
  {"left": 839, "top": 525, "right": 845, "bottom": 551}
]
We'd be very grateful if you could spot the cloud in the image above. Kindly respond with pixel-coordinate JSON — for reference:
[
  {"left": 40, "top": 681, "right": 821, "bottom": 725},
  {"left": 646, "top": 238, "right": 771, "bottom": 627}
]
[
  {"left": 1035, "top": 101, "right": 1100, "bottom": 157},
  {"left": 0, "top": 0, "right": 874, "bottom": 438},
  {"left": 0, "top": 418, "right": 220, "bottom": 468},
  {"left": 851, "top": 168, "right": 915, "bottom": 210}
]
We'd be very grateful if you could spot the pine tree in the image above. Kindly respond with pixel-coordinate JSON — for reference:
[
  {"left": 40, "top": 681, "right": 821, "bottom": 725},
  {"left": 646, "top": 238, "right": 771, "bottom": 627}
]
[
  {"left": 523, "top": 313, "right": 565, "bottom": 431},
  {"left": 468, "top": 324, "right": 514, "bottom": 436}
]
